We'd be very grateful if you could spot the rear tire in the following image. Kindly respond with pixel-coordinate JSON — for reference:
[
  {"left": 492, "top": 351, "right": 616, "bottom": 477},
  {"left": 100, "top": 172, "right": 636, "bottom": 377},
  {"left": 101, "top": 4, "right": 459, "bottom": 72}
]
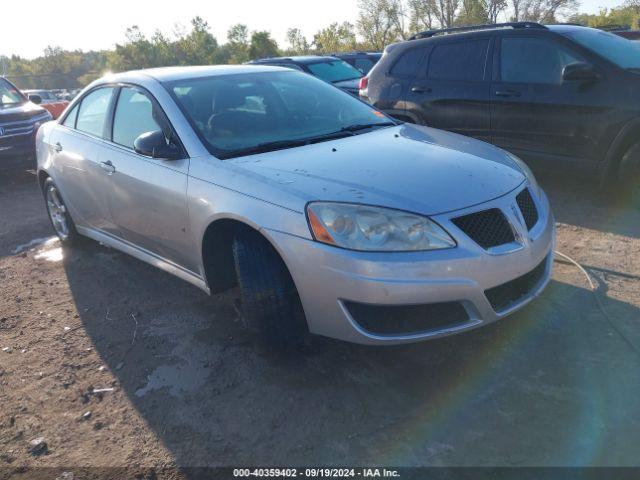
[
  {"left": 43, "top": 177, "right": 81, "bottom": 247},
  {"left": 232, "top": 232, "right": 307, "bottom": 349}
]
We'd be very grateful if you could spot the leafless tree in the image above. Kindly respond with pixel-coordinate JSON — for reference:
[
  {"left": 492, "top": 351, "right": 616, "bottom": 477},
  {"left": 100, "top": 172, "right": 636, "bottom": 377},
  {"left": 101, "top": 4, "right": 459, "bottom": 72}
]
[{"left": 510, "top": 0, "right": 579, "bottom": 22}]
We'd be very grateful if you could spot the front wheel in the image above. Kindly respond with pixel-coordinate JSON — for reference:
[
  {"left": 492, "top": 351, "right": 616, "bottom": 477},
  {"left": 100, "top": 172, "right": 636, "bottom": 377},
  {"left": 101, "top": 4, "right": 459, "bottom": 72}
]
[
  {"left": 617, "top": 142, "right": 640, "bottom": 192},
  {"left": 232, "top": 232, "right": 308, "bottom": 348},
  {"left": 43, "top": 177, "right": 81, "bottom": 246}
]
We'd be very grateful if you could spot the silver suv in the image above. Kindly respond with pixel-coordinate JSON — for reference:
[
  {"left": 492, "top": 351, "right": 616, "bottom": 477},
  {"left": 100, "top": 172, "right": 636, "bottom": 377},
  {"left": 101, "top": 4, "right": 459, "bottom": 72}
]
[{"left": 36, "top": 66, "right": 554, "bottom": 346}]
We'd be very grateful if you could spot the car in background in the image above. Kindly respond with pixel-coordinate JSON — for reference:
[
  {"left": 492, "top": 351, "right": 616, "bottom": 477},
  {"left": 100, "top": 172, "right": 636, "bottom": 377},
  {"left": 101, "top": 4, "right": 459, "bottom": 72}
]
[
  {"left": 247, "top": 56, "right": 363, "bottom": 95},
  {"left": 35, "top": 65, "right": 553, "bottom": 347},
  {"left": 362, "top": 22, "right": 640, "bottom": 188},
  {"left": 332, "top": 51, "right": 382, "bottom": 75},
  {"left": 0, "top": 78, "right": 52, "bottom": 169},
  {"left": 601, "top": 25, "right": 640, "bottom": 40},
  {"left": 52, "top": 89, "right": 74, "bottom": 101},
  {"left": 23, "top": 89, "right": 69, "bottom": 119}
]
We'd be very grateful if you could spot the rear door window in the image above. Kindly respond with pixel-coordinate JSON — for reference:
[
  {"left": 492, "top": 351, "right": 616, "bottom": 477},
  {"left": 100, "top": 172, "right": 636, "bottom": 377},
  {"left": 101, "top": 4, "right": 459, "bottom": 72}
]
[
  {"left": 427, "top": 40, "right": 490, "bottom": 81},
  {"left": 75, "top": 87, "right": 114, "bottom": 138}
]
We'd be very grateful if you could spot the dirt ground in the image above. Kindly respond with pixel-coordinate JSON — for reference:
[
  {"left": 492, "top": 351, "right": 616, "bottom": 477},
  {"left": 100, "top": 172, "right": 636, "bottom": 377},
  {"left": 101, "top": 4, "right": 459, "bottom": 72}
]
[{"left": 1, "top": 164, "right": 639, "bottom": 478}]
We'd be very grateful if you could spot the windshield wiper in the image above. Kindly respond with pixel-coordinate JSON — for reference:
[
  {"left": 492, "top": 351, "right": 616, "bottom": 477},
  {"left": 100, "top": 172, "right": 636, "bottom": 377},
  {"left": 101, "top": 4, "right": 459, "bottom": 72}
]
[
  {"left": 331, "top": 76, "right": 363, "bottom": 83},
  {"left": 222, "top": 122, "right": 398, "bottom": 159},
  {"left": 340, "top": 121, "right": 397, "bottom": 132},
  {"left": 222, "top": 130, "right": 356, "bottom": 159}
]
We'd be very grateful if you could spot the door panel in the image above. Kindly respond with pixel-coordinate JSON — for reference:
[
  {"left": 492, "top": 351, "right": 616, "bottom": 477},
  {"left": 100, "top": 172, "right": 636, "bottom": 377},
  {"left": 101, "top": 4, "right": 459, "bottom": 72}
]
[
  {"left": 491, "top": 35, "right": 616, "bottom": 164},
  {"left": 49, "top": 128, "right": 115, "bottom": 231},
  {"left": 101, "top": 145, "right": 196, "bottom": 271},
  {"left": 103, "top": 86, "right": 196, "bottom": 272},
  {"left": 405, "top": 38, "right": 492, "bottom": 142},
  {"left": 48, "top": 87, "right": 117, "bottom": 231}
]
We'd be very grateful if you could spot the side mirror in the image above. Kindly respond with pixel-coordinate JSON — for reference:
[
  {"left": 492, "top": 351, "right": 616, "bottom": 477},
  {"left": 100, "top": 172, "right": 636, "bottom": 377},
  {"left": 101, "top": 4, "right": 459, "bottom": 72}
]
[
  {"left": 28, "top": 94, "right": 42, "bottom": 104},
  {"left": 133, "top": 130, "right": 181, "bottom": 160},
  {"left": 563, "top": 62, "right": 601, "bottom": 83}
]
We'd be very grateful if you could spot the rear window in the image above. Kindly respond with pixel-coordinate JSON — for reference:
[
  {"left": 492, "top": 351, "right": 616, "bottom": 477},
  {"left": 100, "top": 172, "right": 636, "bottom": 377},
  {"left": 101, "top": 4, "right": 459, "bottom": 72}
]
[
  {"left": 390, "top": 48, "right": 425, "bottom": 76},
  {"left": 306, "top": 60, "right": 363, "bottom": 83},
  {"left": 427, "top": 40, "right": 489, "bottom": 81},
  {"left": 354, "top": 58, "right": 375, "bottom": 74}
]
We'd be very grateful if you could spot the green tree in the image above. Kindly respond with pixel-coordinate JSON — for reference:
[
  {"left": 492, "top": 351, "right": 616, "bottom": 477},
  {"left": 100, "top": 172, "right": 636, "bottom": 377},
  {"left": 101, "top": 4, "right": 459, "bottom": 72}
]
[
  {"left": 286, "top": 28, "right": 311, "bottom": 55},
  {"left": 227, "top": 24, "right": 250, "bottom": 63},
  {"left": 248, "top": 31, "right": 279, "bottom": 60},
  {"left": 174, "top": 16, "right": 220, "bottom": 65},
  {"left": 313, "top": 22, "right": 357, "bottom": 53},
  {"left": 357, "top": 0, "right": 407, "bottom": 49},
  {"left": 571, "top": 5, "right": 638, "bottom": 28},
  {"left": 456, "top": 0, "right": 490, "bottom": 24}
]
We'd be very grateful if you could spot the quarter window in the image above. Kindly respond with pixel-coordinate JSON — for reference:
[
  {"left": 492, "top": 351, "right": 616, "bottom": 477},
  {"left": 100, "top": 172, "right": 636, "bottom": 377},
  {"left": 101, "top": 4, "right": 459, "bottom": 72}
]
[
  {"left": 112, "top": 88, "right": 162, "bottom": 149},
  {"left": 75, "top": 87, "right": 114, "bottom": 138},
  {"left": 62, "top": 104, "right": 79, "bottom": 128},
  {"left": 390, "top": 48, "right": 425, "bottom": 76},
  {"left": 428, "top": 40, "right": 489, "bottom": 81},
  {"left": 501, "top": 37, "right": 582, "bottom": 85}
]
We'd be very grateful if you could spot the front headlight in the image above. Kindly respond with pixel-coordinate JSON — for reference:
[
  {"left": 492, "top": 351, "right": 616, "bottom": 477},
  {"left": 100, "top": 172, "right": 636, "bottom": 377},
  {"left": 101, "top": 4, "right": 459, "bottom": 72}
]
[
  {"left": 306, "top": 202, "right": 456, "bottom": 252},
  {"left": 505, "top": 151, "right": 540, "bottom": 198}
]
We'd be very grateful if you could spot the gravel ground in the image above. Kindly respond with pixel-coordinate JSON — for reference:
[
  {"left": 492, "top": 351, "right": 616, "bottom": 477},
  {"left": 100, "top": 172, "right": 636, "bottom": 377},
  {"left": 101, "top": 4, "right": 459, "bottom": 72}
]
[{"left": 0, "top": 165, "right": 639, "bottom": 479}]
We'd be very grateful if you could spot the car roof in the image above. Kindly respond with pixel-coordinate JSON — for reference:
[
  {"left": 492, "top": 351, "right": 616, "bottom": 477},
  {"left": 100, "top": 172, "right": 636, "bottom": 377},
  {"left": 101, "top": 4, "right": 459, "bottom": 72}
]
[
  {"left": 546, "top": 24, "right": 600, "bottom": 34},
  {"left": 250, "top": 55, "right": 340, "bottom": 64},
  {"left": 397, "top": 23, "right": 599, "bottom": 50},
  {"left": 96, "top": 65, "right": 294, "bottom": 84},
  {"left": 333, "top": 51, "right": 382, "bottom": 57}
]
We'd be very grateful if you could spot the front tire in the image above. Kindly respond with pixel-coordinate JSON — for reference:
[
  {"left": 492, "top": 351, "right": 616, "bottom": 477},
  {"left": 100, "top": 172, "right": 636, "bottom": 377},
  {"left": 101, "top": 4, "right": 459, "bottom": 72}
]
[
  {"left": 232, "top": 232, "right": 307, "bottom": 348},
  {"left": 617, "top": 142, "right": 640, "bottom": 193},
  {"left": 43, "top": 177, "right": 81, "bottom": 247}
]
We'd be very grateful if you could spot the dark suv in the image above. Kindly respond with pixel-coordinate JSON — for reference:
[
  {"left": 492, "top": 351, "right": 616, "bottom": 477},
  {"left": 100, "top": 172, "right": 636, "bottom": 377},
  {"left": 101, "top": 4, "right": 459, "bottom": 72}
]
[
  {"left": 1, "top": 77, "right": 52, "bottom": 169},
  {"left": 362, "top": 22, "right": 640, "bottom": 185},
  {"left": 248, "top": 56, "right": 363, "bottom": 95}
]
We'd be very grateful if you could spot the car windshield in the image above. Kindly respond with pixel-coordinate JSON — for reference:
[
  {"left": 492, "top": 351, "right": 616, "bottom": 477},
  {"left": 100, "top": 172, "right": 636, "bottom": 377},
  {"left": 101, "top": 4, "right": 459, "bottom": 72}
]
[
  {"left": 306, "top": 60, "right": 363, "bottom": 83},
  {"left": 166, "top": 71, "right": 394, "bottom": 159},
  {"left": 0, "top": 78, "right": 26, "bottom": 106},
  {"left": 561, "top": 28, "right": 640, "bottom": 69}
]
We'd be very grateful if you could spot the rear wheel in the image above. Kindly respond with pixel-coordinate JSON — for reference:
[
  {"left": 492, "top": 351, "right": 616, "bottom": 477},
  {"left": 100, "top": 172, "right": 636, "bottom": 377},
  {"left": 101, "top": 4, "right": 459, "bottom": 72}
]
[
  {"left": 43, "top": 177, "right": 81, "bottom": 246},
  {"left": 232, "top": 232, "right": 307, "bottom": 348}
]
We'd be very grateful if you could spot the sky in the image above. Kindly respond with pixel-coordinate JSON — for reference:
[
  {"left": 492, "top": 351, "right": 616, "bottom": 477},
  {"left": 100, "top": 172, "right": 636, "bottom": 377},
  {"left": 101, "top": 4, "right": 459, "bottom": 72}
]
[{"left": 0, "top": 0, "right": 624, "bottom": 59}]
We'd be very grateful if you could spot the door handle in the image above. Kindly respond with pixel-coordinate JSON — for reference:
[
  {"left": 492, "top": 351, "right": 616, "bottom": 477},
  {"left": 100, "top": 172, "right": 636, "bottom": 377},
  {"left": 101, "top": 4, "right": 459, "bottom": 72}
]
[
  {"left": 54, "top": 142, "right": 63, "bottom": 153},
  {"left": 100, "top": 160, "right": 116, "bottom": 175},
  {"left": 495, "top": 90, "right": 521, "bottom": 98},
  {"left": 411, "top": 86, "right": 432, "bottom": 94}
]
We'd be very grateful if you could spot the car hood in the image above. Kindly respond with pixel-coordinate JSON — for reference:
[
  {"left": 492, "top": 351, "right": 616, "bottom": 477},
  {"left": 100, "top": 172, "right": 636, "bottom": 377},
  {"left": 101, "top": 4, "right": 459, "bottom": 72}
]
[
  {"left": 226, "top": 124, "right": 526, "bottom": 216},
  {"left": 0, "top": 101, "right": 49, "bottom": 122}
]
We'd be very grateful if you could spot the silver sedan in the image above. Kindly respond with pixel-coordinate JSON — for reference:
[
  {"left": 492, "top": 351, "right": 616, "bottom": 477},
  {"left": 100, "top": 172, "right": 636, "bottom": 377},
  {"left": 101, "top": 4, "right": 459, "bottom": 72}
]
[{"left": 36, "top": 65, "right": 555, "bottom": 346}]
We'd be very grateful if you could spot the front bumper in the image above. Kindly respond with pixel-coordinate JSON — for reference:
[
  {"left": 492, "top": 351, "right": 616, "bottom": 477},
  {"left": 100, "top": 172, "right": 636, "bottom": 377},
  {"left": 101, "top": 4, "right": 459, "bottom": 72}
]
[
  {"left": 0, "top": 128, "right": 39, "bottom": 162},
  {"left": 267, "top": 183, "right": 555, "bottom": 345}
]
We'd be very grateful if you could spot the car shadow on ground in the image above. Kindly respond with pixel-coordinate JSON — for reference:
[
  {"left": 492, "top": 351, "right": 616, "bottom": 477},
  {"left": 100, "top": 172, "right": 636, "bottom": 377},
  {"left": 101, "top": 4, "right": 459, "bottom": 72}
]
[{"left": 59, "top": 240, "right": 640, "bottom": 469}]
